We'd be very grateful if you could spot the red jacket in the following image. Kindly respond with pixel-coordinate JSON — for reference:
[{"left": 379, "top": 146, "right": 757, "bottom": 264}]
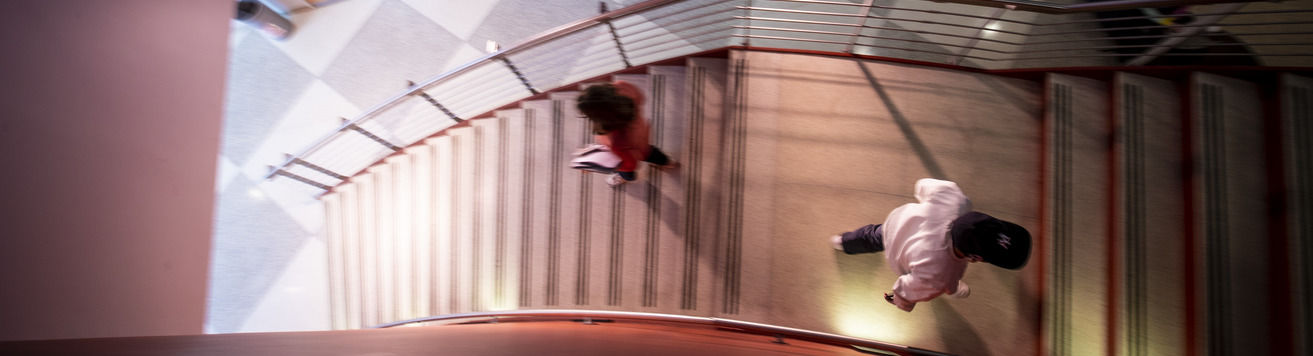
[{"left": 593, "top": 80, "right": 651, "bottom": 173}]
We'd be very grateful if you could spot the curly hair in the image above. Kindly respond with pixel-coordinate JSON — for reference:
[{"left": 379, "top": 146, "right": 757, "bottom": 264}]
[{"left": 576, "top": 84, "right": 635, "bottom": 134}]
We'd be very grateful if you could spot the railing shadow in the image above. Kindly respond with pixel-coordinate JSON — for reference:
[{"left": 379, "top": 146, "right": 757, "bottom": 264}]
[{"left": 853, "top": 58, "right": 950, "bottom": 181}]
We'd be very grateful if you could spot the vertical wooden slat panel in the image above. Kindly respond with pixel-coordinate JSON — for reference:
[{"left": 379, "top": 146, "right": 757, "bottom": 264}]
[
  {"left": 450, "top": 127, "right": 477, "bottom": 314},
  {"left": 322, "top": 192, "right": 346, "bottom": 330},
  {"left": 340, "top": 183, "right": 362, "bottom": 328},
  {"left": 431, "top": 136, "right": 455, "bottom": 316},
  {"left": 684, "top": 57, "right": 728, "bottom": 315},
  {"left": 549, "top": 92, "right": 585, "bottom": 308},
  {"left": 407, "top": 145, "right": 433, "bottom": 319},
  {"left": 356, "top": 172, "right": 378, "bottom": 326},
  {"left": 472, "top": 119, "right": 501, "bottom": 312},
  {"left": 647, "top": 65, "right": 689, "bottom": 314},
  {"left": 1115, "top": 73, "right": 1186, "bottom": 356},
  {"left": 1193, "top": 73, "right": 1268, "bottom": 356},
  {"left": 521, "top": 99, "right": 555, "bottom": 309},
  {"left": 1045, "top": 73, "right": 1111, "bottom": 356},
  {"left": 1282, "top": 74, "right": 1313, "bottom": 356},
  {"left": 498, "top": 109, "right": 528, "bottom": 311},
  {"left": 372, "top": 163, "right": 395, "bottom": 324},
  {"left": 387, "top": 156, "right": 413, "bottom": 320}
]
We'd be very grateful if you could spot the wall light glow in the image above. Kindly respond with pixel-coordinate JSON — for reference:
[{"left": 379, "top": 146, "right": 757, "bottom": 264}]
[
  {"left": 834, "top": 310, "right": 910, "bottom": 343},
  {"left": 981, "top": 21, "right": 1004, "bottom": 38},
  {"left": 478, "top": 280, "right": 517, "bottom": 312}
]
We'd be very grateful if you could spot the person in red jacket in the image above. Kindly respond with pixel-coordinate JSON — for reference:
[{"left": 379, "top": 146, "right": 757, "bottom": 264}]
[{"left": 576, "top": 81, "right": 678, "bottom": 186}]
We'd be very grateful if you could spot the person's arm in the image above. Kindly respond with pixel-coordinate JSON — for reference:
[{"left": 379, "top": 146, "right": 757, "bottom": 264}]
[{"left": 888, "top": 272, "right": 953, "bottom": 312}]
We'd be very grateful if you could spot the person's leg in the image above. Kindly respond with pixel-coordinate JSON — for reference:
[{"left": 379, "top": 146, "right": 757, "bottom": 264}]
[
  {"left": 837, "top": 224, "right": 884, "bottom": 254},
  {"left": 643, "top": 146, "right": 673, "bottom": 166}
]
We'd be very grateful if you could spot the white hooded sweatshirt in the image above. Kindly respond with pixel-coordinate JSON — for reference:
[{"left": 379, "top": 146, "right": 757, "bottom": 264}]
[{"left": 882, "top": 178, "right": 973, "bottom": 311}]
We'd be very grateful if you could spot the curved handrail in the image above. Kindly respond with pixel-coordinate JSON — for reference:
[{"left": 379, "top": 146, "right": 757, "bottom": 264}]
[
  {"left": 768, "top": 0, "right": 1263, "bottom": 14},
  {"left": 950, "top": 0, "right": 1258, "bottom": 13},
  {"left": 264, "top": 0, "right": 687, "bottom": 181},
  {"left": 372, "top": 309, "right": 953, "bottom": 356},
  {"left": 266, "top": 0, "right": 1304, "bottom": 189}
]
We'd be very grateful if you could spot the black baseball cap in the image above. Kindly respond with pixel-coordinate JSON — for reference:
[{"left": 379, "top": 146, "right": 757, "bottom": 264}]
[{"left": 949, "top": 212, "right": 1032, "bottom": 270}]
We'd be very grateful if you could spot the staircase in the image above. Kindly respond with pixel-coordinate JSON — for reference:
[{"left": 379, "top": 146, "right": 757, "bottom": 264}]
[
  {"left": 1045, "top": 71, "right": 1313, "bottom": 356},
  {"left": 323, "top": 56, "right": 735, "bottom": 328},
  {"left": 321, "top": 49, "right": 1313, "bottom": 356}
]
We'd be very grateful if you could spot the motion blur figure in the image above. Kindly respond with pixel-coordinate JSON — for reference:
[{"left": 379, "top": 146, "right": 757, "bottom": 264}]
[
  {"left": 831, "top": 178, "right": 1032, "bottom": 312},
  {"left": 576, "top": 81, "right": 678, "bottom": 187}
]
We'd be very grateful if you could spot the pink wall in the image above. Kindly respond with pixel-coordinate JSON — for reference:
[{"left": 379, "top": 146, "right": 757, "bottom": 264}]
[{"left": 0, "top": 0, "right": 229, "bottom": 341}]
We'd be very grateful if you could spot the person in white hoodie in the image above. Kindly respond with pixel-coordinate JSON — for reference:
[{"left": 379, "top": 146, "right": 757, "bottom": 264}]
[{"left": 830, "top": 178, "right": 1031, "bottom": 312}]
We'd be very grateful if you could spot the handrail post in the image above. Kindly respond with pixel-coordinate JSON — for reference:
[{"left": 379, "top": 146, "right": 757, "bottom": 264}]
[
  {"left": 344, "top": 122, "right": 402, "bottom": 151},
  {"left": 291, "top": 157, "right": 348, "bottom": 181},
  {"left": 407, "top": 81, "right": 463, "bottom": 123},
  {"left": 598, "top": 0, "right": 633, "bottom": 67},
  {"left": 742, "top": 0, "right": 752, "bottom": 47},
  {"left": 498, "top": 56, "right": 540, "bottom": 95},
  {"left": 601, "top": 20, "right": 633, "bottom": 67},
  {"left": 844, "top": 0, "right": 877, "bottom": 54},
  {"left": 271, "top": 169, "right": 332, "bottom": 190}
]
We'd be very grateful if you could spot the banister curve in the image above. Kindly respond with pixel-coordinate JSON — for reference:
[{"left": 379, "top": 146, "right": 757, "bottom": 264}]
[
  {"left": 372, "top": 309, "right": 954, "bottom": 356},
  {"left": 265, "top": 0, "right": 1288, "bottom": 186}
]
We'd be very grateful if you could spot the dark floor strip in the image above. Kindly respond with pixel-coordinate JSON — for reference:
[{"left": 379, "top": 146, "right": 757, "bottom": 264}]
[
  {"left": 1202, "top": 84, "right": 1233, "bottom": 356},
  {"left": 520, "top": 111, "right": 536, "bottom": 308},
  {"left": 1122, "top": 83, "right": 1147, "bottom": 356},
  {"left": 548, "top": 102, "right": 564, "bottom": 306},
  {"left": 682, "top": 66, "right": 706, "bottom": 311},
  {"left": 326, "top": 202, "right": 342, "bottom": 329},
  {"left": 643, "top": 75, "right": 665, "bottom": 308},
  {"left": 473, "top": 128, "right": 486, "bottom": 311},
  {"left": 609, "top": 186, "right": 624, "bottom": 306},
  {"left": 1294, "top": 85, "right": 1313, "bottom": 354},
  {"left": 1049, "top": 82, "right": 1073, "bottom": 356},
  {"left": 430, "top": 165, "right": 442, "bottom": 315},
  {"left": 576, "top": 114, "right": 592, "bottom": 306},
  {"left": 496, "top": 119, "right": 509, "bottom": 309},
  {"left": 450, "top": 136, "right": 462, "bottom": 313},
  {"left": 645, "top": 172, "right": 661, "bottom": 307},
  {"left": 722, "top": 58, "right": 747, "bottom": 315}
]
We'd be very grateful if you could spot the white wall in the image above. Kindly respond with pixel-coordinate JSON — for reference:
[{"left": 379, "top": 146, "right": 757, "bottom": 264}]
[{"left": 0, "top": 0, "right": 229, "bottom": 341}]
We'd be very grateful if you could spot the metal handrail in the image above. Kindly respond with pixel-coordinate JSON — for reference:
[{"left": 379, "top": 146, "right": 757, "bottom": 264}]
[
  {"left": 760, "top": 0, "right": 1044, "bottom": 26},
  {"left": 372, "top": 309, "right": 953, "bottom": 356},
  {"left": 737, "top": 6, "right": 1034, "bottom": 36},
  {"left": 267, "top": 0, "right": 1309, "bottom": 189},
  {"left": 736, "top": 25, "right": 1017, "bottom": 54},
  {"left": 1033, "top": 20, "right": 1313, "bottom": 37},
  {"left": 761, "top": 0, "right": 1259, "bottom": 14},
  {"left": 948, "top": 0, "right": 1262, "bottom": 14},
  {"left": 264, "top": 0, "right": 687, "bottom": 180},
  {"left": 1046, "top": 8, "right": 1313, "bottom": 26},
  {"left": 743, "top": 23, "right": 1309, "bottom": 56}
]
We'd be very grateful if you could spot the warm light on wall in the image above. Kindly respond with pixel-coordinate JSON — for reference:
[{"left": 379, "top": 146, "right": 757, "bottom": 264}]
[
  {"left": 480, "top": 292, "right": 517, "bottom": 312},
  {"left": 980, "top": 22, "right": 1003, "bottom": 39},
  {"left": 833, "top": 310, "right": 909, "bottom": 343}
]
